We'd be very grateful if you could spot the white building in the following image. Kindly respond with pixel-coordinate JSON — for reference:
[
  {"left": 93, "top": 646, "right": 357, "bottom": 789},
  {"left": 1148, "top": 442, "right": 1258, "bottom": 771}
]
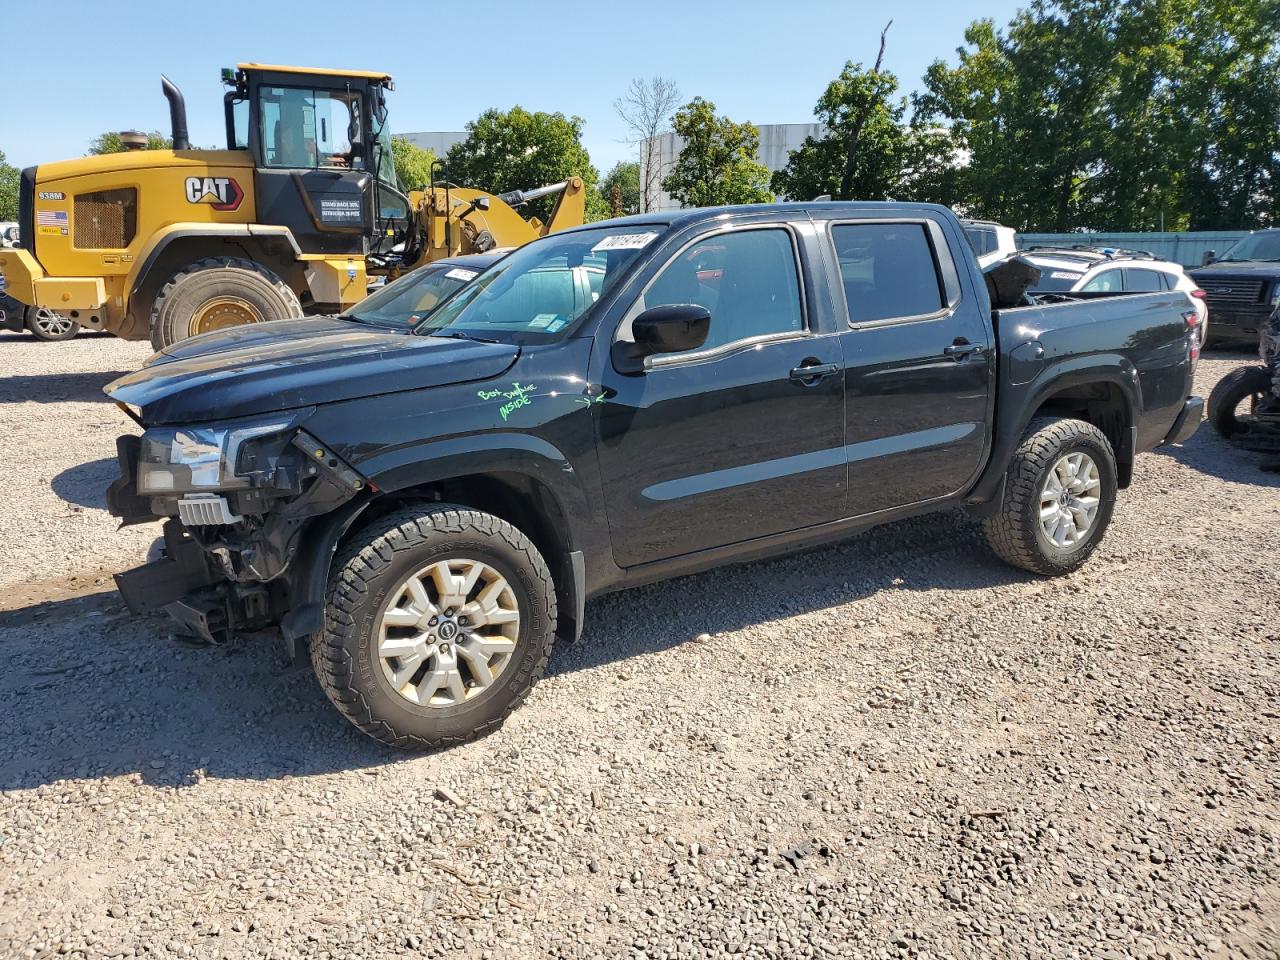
[{"left": 639, "top": 122, "right": 825, "bottom": 211}]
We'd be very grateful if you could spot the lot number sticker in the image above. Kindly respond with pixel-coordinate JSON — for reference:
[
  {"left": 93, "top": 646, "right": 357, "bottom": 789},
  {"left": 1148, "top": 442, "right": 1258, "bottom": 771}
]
[{"left": 592, "top": 232, "right": 659, "bottom": 253}]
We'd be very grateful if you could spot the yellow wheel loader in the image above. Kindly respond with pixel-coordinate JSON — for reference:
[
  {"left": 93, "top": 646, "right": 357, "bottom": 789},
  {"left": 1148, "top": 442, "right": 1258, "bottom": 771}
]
[{"left": 0, "top": 64, "right": 585, "bottom": 348}]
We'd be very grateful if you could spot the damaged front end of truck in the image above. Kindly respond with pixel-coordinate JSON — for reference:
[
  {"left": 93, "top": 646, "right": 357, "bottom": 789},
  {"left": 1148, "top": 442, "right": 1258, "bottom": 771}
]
[{"left": 106, "top": 407, "right": 368, "bottom": 651}]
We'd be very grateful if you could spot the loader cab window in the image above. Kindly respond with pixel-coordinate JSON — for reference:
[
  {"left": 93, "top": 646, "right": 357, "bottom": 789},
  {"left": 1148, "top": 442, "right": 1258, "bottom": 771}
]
[
  {"left": 228, "top": 97, "right": 249, "bottom": 150},
  {"left": 259, "top": 86, "right": 366, "bottom": 170}
]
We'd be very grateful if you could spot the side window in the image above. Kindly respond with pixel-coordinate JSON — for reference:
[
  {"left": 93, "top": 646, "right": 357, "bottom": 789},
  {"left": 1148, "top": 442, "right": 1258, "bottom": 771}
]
[
  {"left": 230, "top": 98, "right": 249, "bottom": 150},
  {"left": 1080, "top": 269, "right": 1122, "bottom": 293},
  {"left": 832, "top": 223, "right": 944, "bottom": 323},
  {"left": 642, "top": 229, "right": 803, "bottom": 355},
  {"left": 1125, "top": 268, "right": 1164, "bottom": 292},
  {"left": 259, "top": 86, "right": 364, "bottom": 170}
]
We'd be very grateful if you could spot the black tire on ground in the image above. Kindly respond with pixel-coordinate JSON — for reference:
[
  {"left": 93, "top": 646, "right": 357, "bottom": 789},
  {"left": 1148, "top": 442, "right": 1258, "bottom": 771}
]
[
  {"left": 311, "top": 505, "right": 558, "bottom": 751},
  {"left": 1206, "top": 365, "right": 1271, "bottom": 439},
  {"left": 983, "top": 417, "right": 1118, "bottom": 577},
  {"left": 26, "top": 306, "right": 80, "bottom": 342},
  {"left": 148, "top": 256, "right": 301, "bottom": 350}
]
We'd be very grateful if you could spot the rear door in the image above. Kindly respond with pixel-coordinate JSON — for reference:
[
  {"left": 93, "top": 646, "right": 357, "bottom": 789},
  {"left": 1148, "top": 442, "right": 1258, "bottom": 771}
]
[{"left": 829, "top": 217, "right": 993, "bottom": 515}]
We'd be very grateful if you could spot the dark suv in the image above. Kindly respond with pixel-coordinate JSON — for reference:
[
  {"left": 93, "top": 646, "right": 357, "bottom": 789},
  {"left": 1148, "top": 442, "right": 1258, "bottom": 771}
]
[{"left": 1190, "top": 229, "right": 1280, "bottom": 344}]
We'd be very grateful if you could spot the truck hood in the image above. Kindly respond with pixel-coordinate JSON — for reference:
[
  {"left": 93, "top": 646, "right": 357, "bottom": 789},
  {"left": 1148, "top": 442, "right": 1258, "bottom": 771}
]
[
  {"left": 1189, "top": 261, "right": 1280, "bottom": 280},
  {"left": 106, "top": 318, "right": 519, "bottom": 424}
]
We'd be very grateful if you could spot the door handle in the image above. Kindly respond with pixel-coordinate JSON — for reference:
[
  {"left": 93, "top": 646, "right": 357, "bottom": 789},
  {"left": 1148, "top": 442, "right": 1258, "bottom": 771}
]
[
  {"left": 943, "top": 339, "right": 983, "bottom": 360},
  {"left": 789, "top": 361, "right": 841, "bottom": 384}
]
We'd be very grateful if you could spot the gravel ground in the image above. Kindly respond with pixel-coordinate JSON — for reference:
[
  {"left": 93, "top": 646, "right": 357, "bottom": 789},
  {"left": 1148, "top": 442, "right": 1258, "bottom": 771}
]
[
  {"left": 0, "top": 340, "right": 1277, "bottom": 960},
  {"left": 0, "top": 330, "right": 154, "bottom": 600}
]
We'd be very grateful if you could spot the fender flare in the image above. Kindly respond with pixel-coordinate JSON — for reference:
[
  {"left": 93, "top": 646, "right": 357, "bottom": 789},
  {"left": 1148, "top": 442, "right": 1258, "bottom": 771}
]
[
  {"left": 969, "top": 355, "right": 1142, "bottom": 505},
  {"left": 281, "top": 435, "right": 595, "bottom": 653},
  {"left": 127, "top": 223, "right": 302, "bottom": 300}
]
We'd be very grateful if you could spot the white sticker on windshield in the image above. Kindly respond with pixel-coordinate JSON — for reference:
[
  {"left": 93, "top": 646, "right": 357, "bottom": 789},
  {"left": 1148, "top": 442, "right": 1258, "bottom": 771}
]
[
  {"left": 445, "top": 267, "right": 479, "bottom": 282},
  {"left": 1050, "top": 271, "right": 1083, "bottom": 280},
  {"left": 592, "top": 232, "right": 659, "bottom": 253},
  {"left": 529, "top": 313, "right": 560, "bottom": 329}
]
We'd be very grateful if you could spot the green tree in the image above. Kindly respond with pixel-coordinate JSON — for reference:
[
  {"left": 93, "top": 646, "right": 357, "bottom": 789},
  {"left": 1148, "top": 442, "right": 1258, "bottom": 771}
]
[
  {"left": 662, "top": 98, "right": 773, "bottom": 208},
  {"left": 601, "top": 161, "right": 641, "bottom": 216},
  {"left": 88, "top": 130, "right": 172, "bottom": 154},
  {"left": 917, "top": 0, "right": 1280, "bottom": 231},
  {"left": 444, "top": 106, "right": 607, "bottom": 222},
  {"left": 0, "top": 151, "right": 18, "bottom": 222},
  {"left": 390, "top": 136, "right": 436, "bottom": 191},
  {"left": 772, "top": 27, "right": 913, "bottom": 201}
]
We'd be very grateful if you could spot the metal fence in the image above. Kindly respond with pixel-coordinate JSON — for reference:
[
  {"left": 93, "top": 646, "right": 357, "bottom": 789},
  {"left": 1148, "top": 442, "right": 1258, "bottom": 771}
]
[{"left": 1016, "top": 231, "right": 1250, "bottom": 267}]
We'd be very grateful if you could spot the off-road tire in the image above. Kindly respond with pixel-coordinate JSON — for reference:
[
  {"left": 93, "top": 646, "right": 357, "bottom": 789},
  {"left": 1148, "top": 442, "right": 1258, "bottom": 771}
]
[
  {"left": 311, "top": 505, "right": 558, "bottom": 751},
  {"left": 148, "top": 257, "right": 301, "bottom": 350},
  {"left": 983, "top": 417, "right": 1118, "bottom": 576},
  {"left": 1207, "top": 365, "right": 1271, "bottom": 439},
  {"left": 26, "top": 306, "right": 80, "bottom": 342}
]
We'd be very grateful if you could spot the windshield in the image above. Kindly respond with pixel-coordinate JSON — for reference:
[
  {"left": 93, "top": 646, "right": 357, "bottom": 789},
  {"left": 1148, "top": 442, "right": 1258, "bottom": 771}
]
[
  {"left": 343, "top": 261, "right": 483, "bottom": 328},
  {"left": 417, "top": 225, "right": 663, "bottom": 343},
  {"left": 1217, "top": 231, "right": 1280, "bottom": 262}
]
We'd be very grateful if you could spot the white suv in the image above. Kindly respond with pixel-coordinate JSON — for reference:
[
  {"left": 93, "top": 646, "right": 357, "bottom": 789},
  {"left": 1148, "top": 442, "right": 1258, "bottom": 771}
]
[
  {"left": 962, "top": 219, "right": 1018, "bottom": 269},
  {"left": 1020, "top": 247, "right": 1209, "bottom": 343}
]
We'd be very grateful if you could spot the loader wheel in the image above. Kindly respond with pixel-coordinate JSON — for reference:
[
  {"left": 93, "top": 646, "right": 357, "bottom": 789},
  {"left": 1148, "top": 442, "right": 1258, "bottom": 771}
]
[
  {"left": 311, "top": 505, "right": 558, "bottom": 751},
  {"left": 148, "top": 257, "right": 301, "bottom": 350},
  {"left": 983, "top": 417, "right": 1117, "bottom": 577},
  {"left": 1207, "top": 365, "right": 1271, "bottom": 439}
]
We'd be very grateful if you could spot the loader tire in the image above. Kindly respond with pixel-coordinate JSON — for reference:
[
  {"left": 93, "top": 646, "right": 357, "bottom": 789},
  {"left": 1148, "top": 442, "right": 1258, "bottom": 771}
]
[
  {"left": 310, "top": 505, "right": 558, "bottom": 751},
  {"left": 148, "top": 257, "right": 301, "bottom": 350},
  {"left": 983, "top": 417, "right": 1117, "bottom": 577}
]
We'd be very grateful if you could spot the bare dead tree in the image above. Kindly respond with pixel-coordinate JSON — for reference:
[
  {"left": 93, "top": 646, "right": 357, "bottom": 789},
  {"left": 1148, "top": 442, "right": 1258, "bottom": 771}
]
[
  {"left": 839, "top": 19, "right": 893, "bottom": 200},
  {"left": 614, "top": 76, "right": 681, "bottom": 213}
]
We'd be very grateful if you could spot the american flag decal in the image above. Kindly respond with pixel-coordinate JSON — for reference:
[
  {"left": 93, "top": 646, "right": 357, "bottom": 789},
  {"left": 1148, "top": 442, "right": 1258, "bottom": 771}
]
[{"left": 36, "top": 210, "right": 69, "bottom": 226}]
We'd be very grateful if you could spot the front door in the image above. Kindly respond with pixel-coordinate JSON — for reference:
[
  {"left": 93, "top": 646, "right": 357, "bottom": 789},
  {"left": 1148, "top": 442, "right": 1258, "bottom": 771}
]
[
  {"left": 830, "top": 219, "right": 993, "bottom": 514},
  {"left": 595, "top": 225, "right": 847, "bottom": 568}
]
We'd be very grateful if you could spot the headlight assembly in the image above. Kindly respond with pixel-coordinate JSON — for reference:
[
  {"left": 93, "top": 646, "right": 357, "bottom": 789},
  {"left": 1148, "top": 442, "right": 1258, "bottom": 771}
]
[{"left": 136, "top": 410, "right": 311, "bottom": 495}]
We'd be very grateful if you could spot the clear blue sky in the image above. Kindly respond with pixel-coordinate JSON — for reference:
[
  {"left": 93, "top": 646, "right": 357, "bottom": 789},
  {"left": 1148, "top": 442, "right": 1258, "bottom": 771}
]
[{"left": 3, "top": 0, "right": 1026, "bottom": 174}]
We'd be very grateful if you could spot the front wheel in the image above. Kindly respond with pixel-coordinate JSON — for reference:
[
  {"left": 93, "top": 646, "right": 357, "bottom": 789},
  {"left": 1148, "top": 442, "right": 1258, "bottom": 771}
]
[
  {"left": 27, "top": 306, "right": 80, "bottom": 341},
  {"left": 1207, "top": 365, "right": 1271, "bottom": 439},
  {"left": 311, "top": 505, "right": 558, "bottom": 751},
  {"left": 983, "top": 417, "right": 1118, "bottom": 576}
]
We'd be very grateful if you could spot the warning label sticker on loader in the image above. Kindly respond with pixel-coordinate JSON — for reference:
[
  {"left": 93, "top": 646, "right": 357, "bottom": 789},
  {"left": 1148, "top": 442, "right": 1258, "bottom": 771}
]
[{"left": 319, "top": 197, "right": 363, "bottom": 226}]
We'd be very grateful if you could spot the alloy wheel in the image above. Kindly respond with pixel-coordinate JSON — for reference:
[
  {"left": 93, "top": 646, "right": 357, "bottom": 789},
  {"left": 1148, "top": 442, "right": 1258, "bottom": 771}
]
[{"left": 376, "top": 559, "right": 520, "bottom": 708}]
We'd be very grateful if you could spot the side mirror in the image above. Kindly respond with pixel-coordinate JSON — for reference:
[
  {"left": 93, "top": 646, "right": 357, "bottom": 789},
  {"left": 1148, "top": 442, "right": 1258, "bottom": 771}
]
[
  {"left": 1202, "top": 250, "right": 1216, "bottom": 266},
  {"left": 614, "top": 304, "right": 711, "bottom": 373}
]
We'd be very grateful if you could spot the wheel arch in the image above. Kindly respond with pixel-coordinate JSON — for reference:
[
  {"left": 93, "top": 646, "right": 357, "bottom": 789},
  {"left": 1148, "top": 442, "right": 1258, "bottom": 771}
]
[
  {"left": 283, "top": 450, "right": 592, "bottom": 652},
  {"left": 970, "top": 358, "right": 1141, "bottom": 508},
  {"left": 126, "top": 224, "right": 306, "bottom": 335}
]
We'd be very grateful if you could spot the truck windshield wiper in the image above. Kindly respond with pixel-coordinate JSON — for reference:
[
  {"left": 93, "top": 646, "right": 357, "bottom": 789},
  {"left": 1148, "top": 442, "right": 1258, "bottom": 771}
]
[{"left": 427, "top": 329, "right": 501, "bottom": 344}]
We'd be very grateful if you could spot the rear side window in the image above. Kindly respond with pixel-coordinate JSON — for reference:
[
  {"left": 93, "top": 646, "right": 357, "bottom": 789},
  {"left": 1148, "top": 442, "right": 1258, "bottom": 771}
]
[
  {"left": 1079, "top": 269, "right": 1122, "bottom": 293},
  {"left": 642, "top": 228, "right": 803, "bottom": 355},
  {"left": 1125, "top": 268, "right": 1164, "bottom": 292},
  {"left": 833, "top": 223, "right": 945, "bottom": 323}
]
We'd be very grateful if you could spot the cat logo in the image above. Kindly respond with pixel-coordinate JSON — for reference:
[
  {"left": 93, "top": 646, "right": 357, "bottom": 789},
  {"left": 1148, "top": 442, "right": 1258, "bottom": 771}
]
[{"left": 184, "top": 176, "right": 244, "bottom": 212}]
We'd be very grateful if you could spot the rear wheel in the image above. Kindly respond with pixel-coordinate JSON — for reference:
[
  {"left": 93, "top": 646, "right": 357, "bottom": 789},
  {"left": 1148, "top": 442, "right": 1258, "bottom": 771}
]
[
  {"left": 1207, "top": 365, "right": 1271, "bottom": 439},
  {"left": 26, "top": 306, "right": 80, "bottom": 342},
  {"left": 311, "top": 505, "right": 557, "bottom": 751},
  {"left": 148, "top": 257, "right": 301, "bottom": 350},
  {"left": 983, "top": 417, "right": 1118, "bottom": 576}
]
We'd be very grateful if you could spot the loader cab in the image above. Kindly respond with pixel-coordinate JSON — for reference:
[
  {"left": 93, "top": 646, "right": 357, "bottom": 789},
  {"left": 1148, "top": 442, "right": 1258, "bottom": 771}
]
[{"left": 222, "top": 63, "right": 411, "bottom": 257}]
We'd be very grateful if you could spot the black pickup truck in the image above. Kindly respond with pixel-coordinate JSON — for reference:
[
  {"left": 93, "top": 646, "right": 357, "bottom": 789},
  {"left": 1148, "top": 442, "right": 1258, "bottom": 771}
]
[
  {"left": 104, "top": 203, "right": 1203, "bottom": 749},
  {"left": 1189, "top": 228, "right": 1280, "bottom": 344}
]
